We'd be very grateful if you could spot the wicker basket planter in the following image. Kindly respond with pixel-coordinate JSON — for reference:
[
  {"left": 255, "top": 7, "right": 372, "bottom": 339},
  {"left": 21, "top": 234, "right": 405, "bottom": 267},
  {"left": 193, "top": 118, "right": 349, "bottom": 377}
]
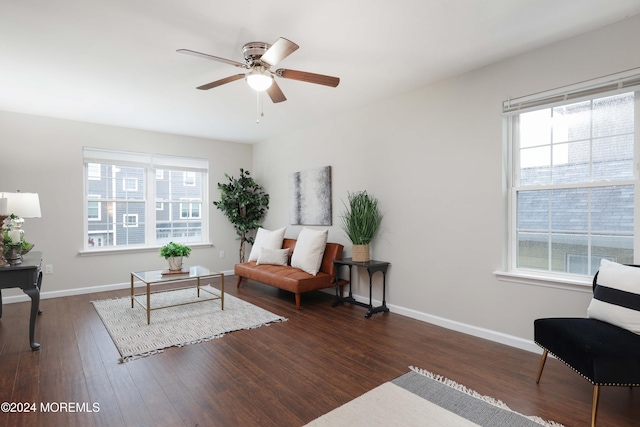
[{"left": 352, "top": 244, "right": 370, "bottom": 262}]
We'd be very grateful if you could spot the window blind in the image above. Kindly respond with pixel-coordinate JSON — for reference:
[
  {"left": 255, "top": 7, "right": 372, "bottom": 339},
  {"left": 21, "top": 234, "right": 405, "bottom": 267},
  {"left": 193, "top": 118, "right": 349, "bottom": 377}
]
[{"left": 503, "top": 68, "right": 640, "bottom": 115}]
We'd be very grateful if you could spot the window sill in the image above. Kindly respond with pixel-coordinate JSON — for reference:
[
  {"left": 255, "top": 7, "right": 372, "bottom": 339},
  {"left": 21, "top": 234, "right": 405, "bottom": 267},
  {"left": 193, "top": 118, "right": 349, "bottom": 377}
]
[
  {"left": 493, "top": 270, "right": 593, "bottom": 293},
  {"left": 78, "top": 242, "right": 213, "bottom": 257}
]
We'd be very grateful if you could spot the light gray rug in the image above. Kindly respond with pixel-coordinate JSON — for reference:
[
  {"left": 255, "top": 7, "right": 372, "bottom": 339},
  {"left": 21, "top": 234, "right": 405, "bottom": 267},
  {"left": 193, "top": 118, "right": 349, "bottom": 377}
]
[
  {"left": 92, "top": 285, "right": 286, "bottom": 362},
  {"left": 305, "top": 366, "right": 564, "bottom": 427}
]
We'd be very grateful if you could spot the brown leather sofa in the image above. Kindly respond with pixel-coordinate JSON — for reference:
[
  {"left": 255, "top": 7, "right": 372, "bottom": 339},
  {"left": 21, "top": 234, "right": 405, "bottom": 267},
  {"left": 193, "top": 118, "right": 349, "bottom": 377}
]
[{"left": 235, "top": 238, "right": 345, "bottom": 309}]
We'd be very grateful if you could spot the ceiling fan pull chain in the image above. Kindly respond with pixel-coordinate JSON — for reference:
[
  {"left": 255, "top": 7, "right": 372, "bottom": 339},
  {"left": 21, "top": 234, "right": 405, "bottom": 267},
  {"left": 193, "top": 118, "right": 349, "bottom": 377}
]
[
  {"left": 256, "top": 91, "right": 260, "bottom": 124},
  {"left": 256, "top": 91, "right": 265, "bottom": 124}
]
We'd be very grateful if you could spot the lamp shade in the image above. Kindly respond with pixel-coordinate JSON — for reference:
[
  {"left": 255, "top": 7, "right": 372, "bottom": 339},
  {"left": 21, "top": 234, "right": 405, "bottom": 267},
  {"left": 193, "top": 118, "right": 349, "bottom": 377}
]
[
  {"left": 246, "top": 67, "right": 273, "bottom": 91},
  {"left": 0, "top": 192, "right": 41, "bottom": 218},
  {"left": 0, "top": 198, "right": 7, "bottom": 216}
]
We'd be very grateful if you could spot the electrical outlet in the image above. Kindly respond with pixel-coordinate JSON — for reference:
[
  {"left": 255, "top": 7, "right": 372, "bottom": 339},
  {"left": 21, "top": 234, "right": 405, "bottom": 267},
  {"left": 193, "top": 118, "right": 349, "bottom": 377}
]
[
  {"left": 219, "top": 251, "right": 225, "bottom": 259},
  {"left": 45, "top": 264, "right": 53, "bottom": 274}
]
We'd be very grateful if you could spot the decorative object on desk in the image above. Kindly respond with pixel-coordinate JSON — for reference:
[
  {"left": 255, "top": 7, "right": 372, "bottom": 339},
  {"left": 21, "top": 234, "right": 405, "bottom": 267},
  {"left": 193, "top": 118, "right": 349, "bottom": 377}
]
[
  {"left": 92, "top": 285, "right": 286, "bottom": 362},
  {"left": 305, "top": 366, "right": 563, "bottom": 427},
  {"left": 159, "top": 241, "right": 192, "bottom": 271},
  {"left": 2, "top": 216, "right": 34, "bottom": 265},
  {"left": 213, "top": 168, "right": 269, "bottom": 262},
  {"left": 4, "top": 245, "right": 22, "bottom": 266},
  {"left": 339, "top": 191, "right": 383, "bottom": 262},
  {"left": 289, "top": 165, "right": 332, "bottom": 226},
  {"left": 0, "top": 192, "right": 41, "bottom": 265}
]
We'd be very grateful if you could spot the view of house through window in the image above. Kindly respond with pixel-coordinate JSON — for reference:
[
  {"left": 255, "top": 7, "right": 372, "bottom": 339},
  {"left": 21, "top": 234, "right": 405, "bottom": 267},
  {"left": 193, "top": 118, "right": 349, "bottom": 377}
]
[
  {"left": 83, "top": 148, "right": 208, "bottom": 250},
  {"left": 508, "top": 90, "right": 637, "bottom": 277}
]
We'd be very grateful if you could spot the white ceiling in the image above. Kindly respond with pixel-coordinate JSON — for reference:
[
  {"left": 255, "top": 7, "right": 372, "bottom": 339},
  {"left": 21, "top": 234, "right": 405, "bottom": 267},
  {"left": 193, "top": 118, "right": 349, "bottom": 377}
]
[{"left": 2, "top": 0, "right": 640, "bottom": 144}]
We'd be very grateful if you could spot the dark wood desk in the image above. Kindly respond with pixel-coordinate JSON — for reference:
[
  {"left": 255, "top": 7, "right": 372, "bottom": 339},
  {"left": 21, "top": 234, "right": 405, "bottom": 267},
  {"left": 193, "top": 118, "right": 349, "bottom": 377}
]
[
  {"left": 0, "top": 251, "right": 43, "bottom": 350},
  {"left": 332, "top": 258, "right": 390, "bottom": 318}
]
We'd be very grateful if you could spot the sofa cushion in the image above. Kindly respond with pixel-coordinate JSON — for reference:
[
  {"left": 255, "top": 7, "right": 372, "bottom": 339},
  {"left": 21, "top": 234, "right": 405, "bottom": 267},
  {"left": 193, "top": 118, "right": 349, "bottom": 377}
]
[
  {"left": 256, "top": 247, "right": 290, "bottom": 266},
  {"left": 235, "top": 262, "right": 335, "bottom": 294},
  {"left": 291, "top": 228, "right": 328, "bottom": 275},
  {"left": 587, "top": 259, "right": 640, "bottom": 334},
  {"left": 248, "top": 227, "right": 286, "bottom": 262}
]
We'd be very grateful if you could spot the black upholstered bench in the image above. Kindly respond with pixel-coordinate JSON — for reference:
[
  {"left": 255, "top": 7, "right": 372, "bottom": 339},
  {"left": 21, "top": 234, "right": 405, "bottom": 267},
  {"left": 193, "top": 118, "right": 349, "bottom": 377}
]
[{"left": 534, "top": 262, "right": 640, "bottom": 427}]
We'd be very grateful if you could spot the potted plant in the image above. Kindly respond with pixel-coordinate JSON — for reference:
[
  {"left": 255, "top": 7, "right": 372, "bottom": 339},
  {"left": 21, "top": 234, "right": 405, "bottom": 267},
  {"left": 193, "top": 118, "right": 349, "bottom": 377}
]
[
  {"left": 213, "top": 168, "right": 269, "bottom": 262},
  {"left": 160, "top": 241, "right": 192, "bottom": 271},
  {"left": 339, "top": 191, "right": 383, "bottom": 262}
]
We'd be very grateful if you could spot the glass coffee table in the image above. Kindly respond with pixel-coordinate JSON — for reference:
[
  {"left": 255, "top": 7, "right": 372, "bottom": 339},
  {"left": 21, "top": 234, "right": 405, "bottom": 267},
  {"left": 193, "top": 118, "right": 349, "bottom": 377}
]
[{"left": 130, "top": 266, "right": 224, "bottom": 324}]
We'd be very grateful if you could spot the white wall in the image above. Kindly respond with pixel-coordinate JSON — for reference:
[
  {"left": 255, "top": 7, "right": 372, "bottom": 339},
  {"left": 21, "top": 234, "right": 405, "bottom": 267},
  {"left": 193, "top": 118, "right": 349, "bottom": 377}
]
[
  {"left": 252, "top": 15, "right": 640, "bottom": 345},
  {"left": 0, "top": 111, "right": 252, "bottom": 297}
]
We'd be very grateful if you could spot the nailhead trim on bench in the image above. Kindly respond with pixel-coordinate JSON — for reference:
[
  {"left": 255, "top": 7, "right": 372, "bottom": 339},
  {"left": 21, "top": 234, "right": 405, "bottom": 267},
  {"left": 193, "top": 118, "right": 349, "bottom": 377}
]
[{"left": 535, "top": 342, "right": 640, "bottom": 387}]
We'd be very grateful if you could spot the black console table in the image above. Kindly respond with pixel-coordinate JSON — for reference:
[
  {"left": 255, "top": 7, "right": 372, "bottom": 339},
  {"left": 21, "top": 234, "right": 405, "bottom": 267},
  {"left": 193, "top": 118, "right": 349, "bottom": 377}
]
[
  {"left": 0, "top": 251, "right": 43, "bottom": 350},
  {"left": 332, "top": 258, "right": 390, "bottom": 318}
]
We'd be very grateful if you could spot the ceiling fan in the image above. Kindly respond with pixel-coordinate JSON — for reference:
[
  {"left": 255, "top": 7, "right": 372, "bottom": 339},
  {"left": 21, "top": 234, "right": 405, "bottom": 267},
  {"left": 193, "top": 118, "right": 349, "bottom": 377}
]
[{"left": 177, "top": 37, "right": 340, "bottom": 104}]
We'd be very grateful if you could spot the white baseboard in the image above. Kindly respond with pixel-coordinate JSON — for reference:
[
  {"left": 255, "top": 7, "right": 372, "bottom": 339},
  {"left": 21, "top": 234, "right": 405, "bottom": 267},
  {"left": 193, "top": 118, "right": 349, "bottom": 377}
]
[
  {"left": 3, "top": 273, "right": 541, "bottom": 356},
  {"left": 1, "top": 269, "right": 236, "bottom": 303},
  {"left": 331, "top": 291, "right": 543, "bottom": 355}
]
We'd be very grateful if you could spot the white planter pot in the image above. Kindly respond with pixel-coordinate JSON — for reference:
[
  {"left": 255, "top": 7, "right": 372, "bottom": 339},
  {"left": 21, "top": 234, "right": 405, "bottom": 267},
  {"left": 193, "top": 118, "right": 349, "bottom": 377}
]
[{"left": 167, "top": 256, "right": 183, "bottom": 271}]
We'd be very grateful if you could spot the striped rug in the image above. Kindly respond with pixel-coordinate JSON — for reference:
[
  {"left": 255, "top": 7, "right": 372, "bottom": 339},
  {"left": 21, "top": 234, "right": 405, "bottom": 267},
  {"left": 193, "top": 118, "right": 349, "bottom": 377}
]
[{"left": 305, "top": 366, "right": 564, "bottom": 427}]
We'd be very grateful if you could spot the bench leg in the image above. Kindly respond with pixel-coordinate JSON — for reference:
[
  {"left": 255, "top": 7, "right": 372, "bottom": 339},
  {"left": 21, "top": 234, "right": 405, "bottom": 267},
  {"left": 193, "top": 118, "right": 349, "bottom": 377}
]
[
  {"left": 236, "top": 276, "right": 243, "bottom": 288},
  {"left": 591, "top": 385, "right": 599, "bottom": 427},
  {"left": 295, "top": 293, "right": 301, "bottom": 310},
  {"left": 536, "top": 349, "right": 548, "bottom": 383}
]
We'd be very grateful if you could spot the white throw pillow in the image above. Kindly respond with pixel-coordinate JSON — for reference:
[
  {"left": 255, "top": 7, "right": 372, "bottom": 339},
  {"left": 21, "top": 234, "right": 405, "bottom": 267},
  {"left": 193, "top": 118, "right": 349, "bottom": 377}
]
[
  {"left": 291, "top": 228, "right": 328, "bottom": 275},
  {"left": 587, "top": 259, "right": 640, "bottom": 334},
  {"left": 256, "top": 247, "right": 290, "bottom": 266},
  {"left": 248, "top": 227, "right": 286, "bottom": 262}
]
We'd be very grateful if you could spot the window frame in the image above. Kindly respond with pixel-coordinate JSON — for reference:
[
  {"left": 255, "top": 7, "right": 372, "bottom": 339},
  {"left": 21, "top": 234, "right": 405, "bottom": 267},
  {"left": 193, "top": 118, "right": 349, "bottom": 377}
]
[{"left": 502, "top": 71, "right": 640, "bottom": 285}]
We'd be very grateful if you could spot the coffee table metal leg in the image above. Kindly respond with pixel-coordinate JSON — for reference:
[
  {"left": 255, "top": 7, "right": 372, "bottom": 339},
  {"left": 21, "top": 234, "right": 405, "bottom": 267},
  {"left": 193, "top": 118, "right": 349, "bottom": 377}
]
[
  {"left": 221, "top": 273, "right": 224, "bottom": 310},
  {"left": 131, "top": 274, "right": 134, "bottom": 308},
  {"left": 147, "top": 282, "right": 151, "bottom": 325}
]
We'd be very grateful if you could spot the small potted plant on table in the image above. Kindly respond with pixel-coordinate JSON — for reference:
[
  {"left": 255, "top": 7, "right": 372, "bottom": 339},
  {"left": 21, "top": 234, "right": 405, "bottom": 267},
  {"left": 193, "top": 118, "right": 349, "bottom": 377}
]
[
  {"left": 160, "top": 242, "right": 192, "bottom": 271},
  {"left": 339, "top": 191, "right": 383, "bottom": 262}
]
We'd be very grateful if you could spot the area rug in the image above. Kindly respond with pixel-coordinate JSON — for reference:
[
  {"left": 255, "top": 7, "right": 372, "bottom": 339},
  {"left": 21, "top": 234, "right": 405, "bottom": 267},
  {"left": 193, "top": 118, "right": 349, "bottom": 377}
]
[
  {"left": 91, "top": 285, "right": 286, "bottom": 362},
  {"left": 305, "top": 366, "right": 563, "bottom": 427}
]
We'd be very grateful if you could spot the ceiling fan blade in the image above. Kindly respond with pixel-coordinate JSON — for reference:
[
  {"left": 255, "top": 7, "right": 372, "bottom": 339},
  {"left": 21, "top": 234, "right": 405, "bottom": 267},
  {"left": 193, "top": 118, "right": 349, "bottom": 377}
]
[
  {"left": 260, "top": 38, "right": 299, "bottom": 67},
  {"left": 177, "top": 49, "right": 247, "bottom": 69},
  {"left": 266, "top": 80, "right": 287, "bottom": 103},
  {"left": 197, "top": 74, "right": 245, "bottom": 90},
  {"left": 276, "top": 69, "right": 340, "bottom": 87}
]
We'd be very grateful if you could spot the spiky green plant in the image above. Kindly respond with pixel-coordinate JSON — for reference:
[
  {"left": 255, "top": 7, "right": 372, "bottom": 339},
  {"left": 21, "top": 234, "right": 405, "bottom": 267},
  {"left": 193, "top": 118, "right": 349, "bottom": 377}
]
[{"left": 339, "top": 191, "right": 383, "bottom": 245}]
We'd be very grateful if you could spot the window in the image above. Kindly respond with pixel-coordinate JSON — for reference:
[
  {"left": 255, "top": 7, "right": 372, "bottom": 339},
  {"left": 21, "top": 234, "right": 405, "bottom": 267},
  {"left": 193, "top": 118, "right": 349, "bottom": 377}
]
[
  {"left": 123, "top": 214, "right": 139, "bottom": 227},
  {"left": 123, "top": 177, "right": 138, "bottom": 191},
  {"left": 88, "top": 163, "right": 101, "bottom": 180},
  {"left": 183, "top": 171, "right": 196, "bottom": 186},
  {"left": 180, "top": 201, "right": 201, "bottom": 219},
  {"left": 505, "top": 74, "right": 640, "bottom": 279},
  {"left": 87, "top": 196, "right": 101, "bottom": 221},
  {"left": 83, "top": 148, "right": 209, "bottom": 250}
]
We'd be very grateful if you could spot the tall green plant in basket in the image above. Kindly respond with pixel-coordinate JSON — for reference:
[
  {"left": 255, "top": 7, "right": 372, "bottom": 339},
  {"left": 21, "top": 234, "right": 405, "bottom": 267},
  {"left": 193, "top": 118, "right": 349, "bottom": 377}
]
[
  {"left": 213, "top": 168, "right": 269, "bottom": 262},
  {"left": 339, "top": 191, "right": 383, "bottom": 262}
]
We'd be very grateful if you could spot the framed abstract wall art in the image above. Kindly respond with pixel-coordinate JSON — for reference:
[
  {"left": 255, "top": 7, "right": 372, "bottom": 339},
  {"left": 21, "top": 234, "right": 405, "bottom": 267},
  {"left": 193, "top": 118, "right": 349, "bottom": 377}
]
[{"left": 289, "top": 166, "right": 332, "bottom": 226}]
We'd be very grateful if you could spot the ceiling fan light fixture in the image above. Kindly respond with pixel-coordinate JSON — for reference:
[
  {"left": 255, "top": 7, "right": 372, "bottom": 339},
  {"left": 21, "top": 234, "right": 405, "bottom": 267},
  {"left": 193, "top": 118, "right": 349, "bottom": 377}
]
[{"left": 246, "top": 67, "right": 273, "bottom": 91}]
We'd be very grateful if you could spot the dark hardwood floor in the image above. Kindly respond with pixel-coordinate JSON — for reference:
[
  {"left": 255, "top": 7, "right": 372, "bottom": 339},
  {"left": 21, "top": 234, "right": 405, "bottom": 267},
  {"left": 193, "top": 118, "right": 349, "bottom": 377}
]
[{"left": 0, "top": 276, "right": 638, "bottom": 427}]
